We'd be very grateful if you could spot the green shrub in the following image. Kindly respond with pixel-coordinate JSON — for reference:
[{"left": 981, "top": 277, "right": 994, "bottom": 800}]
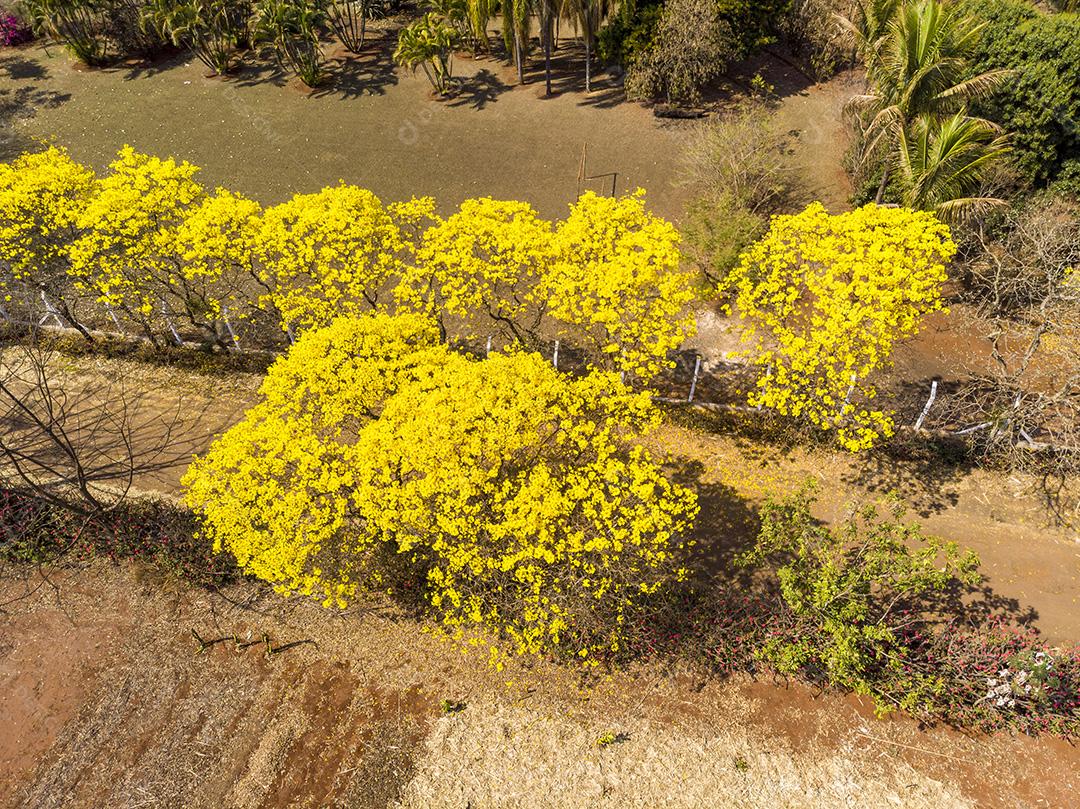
[
  {"left": 738, "top": 484, "right": 981, "bottom": 715},
  {"left": 603, "top": 0, "right": 793, "bottom": 76},
  {"left": 104, "top": 0, "right": 167, "bottom": 58},
  {"left": 716, "top": 0, "right": 792, "bottom": 56},
  {"left": 958, "top": 0, "right": 1080, "bottom": 186},
  {"left": 625, "top": 0, "right": 735, "bottom": 105},
  {"left": 21, "top": 0, "right": 111, "bottom": 64},
  {"left": 1050, "top": 159, "right": 1080, "bottom": 201},
  {"left": 596, "top": 1, "right": 661, "bottom": 68},
  {"left": 681, "top": 195, "right": 766, "bottom": 290},
  {"left": 677, "top": 102, "right": 795, "bottom": 288}
]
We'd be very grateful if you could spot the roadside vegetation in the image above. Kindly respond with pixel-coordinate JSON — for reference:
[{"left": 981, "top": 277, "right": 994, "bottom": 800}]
[{"left": 1, "top": 0, "right": 1079, "bottom": 760}]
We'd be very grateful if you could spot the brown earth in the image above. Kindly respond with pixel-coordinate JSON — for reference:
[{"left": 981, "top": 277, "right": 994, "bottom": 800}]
[{"left": 2, "top": 562, "right": 1078, "bottom": 808}]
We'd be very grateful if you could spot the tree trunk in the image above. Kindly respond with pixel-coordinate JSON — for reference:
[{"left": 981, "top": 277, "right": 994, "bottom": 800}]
[
  {"left": 584, "top": 36, "right": 591, "bottom": 93},
  {"left": 55, "top": 298, "right": 94, "bottom": 343},
  {"left": 544, "top": 26, "right": 552, "bottom": 95},
  {"left": 516, "top": 37, "right": 525, "bottom": 84},
  {"left": 875, "top": 160, "right": 891, "bottom": 204}
]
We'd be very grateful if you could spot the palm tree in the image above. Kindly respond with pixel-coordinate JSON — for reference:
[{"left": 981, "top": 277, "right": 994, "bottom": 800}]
[
  {"left": 322, "top": 0, "right": 377, "bottom": 53},
  {"left": 394, "top": 12, "right": 459, "bottom": 95},
  {"left": 22, "top": 0, "right": 110, "bottom": 65},
  {"left": 464, "top": 0, "right": 497, "bottom": 52},
  {"left": 537, "top": 0, "right": 558, "bottom": 94},
  {"left": 897, "top": 112, "right": 1010, "bottom": 221},
  {"left": 253, "top": 0, "right": 326, "bottom": 87},
  {"left": 501, "top": 0, "right": 531, "bottom": 84},
  {"left": 561, "top": 0, "right": 611, "bottom": 93},
  {"left": 847, "top": 0, "right": 1011, "bottom": 203},
  {"left": 146, "top": 0, "right": 245, "bottom": 75},
  {"left": 835, "top": 0, "right": 901, "bottom": 72}
]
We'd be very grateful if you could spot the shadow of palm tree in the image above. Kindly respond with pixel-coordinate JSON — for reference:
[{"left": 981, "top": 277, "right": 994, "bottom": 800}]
[
  {"left": 314, "top": 45, "right": 399, "bottom": 99},
  {"left": 447, "top": 68, "right": 508, "bottom": 110},
  {"left": 0, "top": 55, "right": 49, "bottom": 81},
  {"left": 109, "top": 47, "right": 190, "bottom": 81},
  {"left": 0, "top": 81, "right": 72, "bottom": 161}
]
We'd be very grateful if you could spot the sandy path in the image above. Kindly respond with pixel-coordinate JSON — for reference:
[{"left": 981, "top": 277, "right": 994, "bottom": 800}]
[{"left": 2, "top": 40, "right": 692, "bottom": 219}]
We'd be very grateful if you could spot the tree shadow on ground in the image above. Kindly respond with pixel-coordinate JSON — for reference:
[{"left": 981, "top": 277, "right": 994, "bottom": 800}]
[
  {"left": 0, "top": 55, "right": 48, "bottom": 81},
  {"left": 840, "top": 436, "right": 971, "bottom": 518},
  {"left": 227, "top": 57, "right": 290, "bottom": 88},
  {"left": 316, "top": 37, "right": 400, "bottom": 99},
  {"left": 499, "top": 42, "right": 629, "bottom": 109},
  {"left": 629, "top": 450, "right": 1042, "bottom": 679},
  {"left": 108, "top": 47, "right": 190, "bottom": 81},
  {"left": 0, "top": 80, "right": 71, "bottom": 161},
  {"left": 694, "top": 47, "right": 819, "bottom": 110},
  {"left": 447, "top": 68, "right": 508, "bottom": 110},
  {"left": 920, "top": 575, "right": 1040, "bottom": 629},
  {"left": 668, "top": 456, "right": 760, "bottom": 583}
]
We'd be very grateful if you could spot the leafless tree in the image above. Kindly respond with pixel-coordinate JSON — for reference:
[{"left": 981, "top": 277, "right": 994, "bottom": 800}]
[
  {"left": 0, "top": 335, "right": 193, "bottom": 517},
  {"left": 943, "top": 198, "right": 1080, "bottom": 522}
]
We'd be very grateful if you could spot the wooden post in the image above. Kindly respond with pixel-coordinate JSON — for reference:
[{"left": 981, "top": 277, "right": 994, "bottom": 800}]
[
  {"left": 486, "top": 335, "right": 492, "bottom": 357},
  {"left": 688, "top": 356, "right": 702, "bottom": 403},
  {"left": 577, "top": 142, "right": 587, "bottom": 197},
  {"left": 913, "top": 380, "right": 938, "bottom": 431},
  {"left": 553, "top": 339, "right": 559, "bottom": 369}
]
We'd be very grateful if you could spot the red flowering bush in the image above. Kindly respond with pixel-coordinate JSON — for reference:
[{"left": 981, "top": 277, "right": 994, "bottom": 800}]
[
  {"left": 901, "top": 620, "right": 1080, "bottom": 736},
  {"left": 0, "top": 14, "right": 32, "bottom": 46}
]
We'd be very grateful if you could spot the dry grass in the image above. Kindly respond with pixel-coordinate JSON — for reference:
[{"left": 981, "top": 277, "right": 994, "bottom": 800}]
[{"left": 398, "top": 697, "right": 971, "bottom": 808}]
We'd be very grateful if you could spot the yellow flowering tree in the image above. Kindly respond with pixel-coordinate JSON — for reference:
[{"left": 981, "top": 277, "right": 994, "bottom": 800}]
[
  {"left": 397, "top": 197, "right": 554, "bottom": 344},
  {"left": 0, "top": 146, "right": 97, "bottom": 338},
  {"left": 259, "top": 184, "right": 406, "bottom": 334},
  {"left": 543, "top": 191, "right": 697, "bottom": 382},
  {"left": 67, "top": 146, "right": 205, "bottom": 343},
  {"left": 171, "top": 189, "right": 266, "bottom": 339},
  {"left": 725, "top": 203, "right": 954, "bottom": 450},
  {"left": 183, "top": 312, "right": 448, "bottom": 602},
  {"left": 352, "top": 349, "right": 697, "bottom": 660},
  {"left": 184, "top": 312, "right": 697, "bottom": 662}
]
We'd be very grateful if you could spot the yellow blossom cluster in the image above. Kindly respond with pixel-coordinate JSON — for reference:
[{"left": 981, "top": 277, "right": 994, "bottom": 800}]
[
  {"left": 68, "top": 146, "right": 205, "bottom": 331},
  {"left": 0, "top": 146, "right": 95, "bottom": 300},
  {"left": 182, "top": 312, "right": 698, "bottom": 661},
  {"left": 398, "top": 197, "right": 554, "bottom": 341},
  {"left": 724, "top": 202, "right": 954, "bottom": 451},
  {"left": 544, "top": 191, "right": 698, "bottom": 381},
  {"left": 258, "top": 184, "right": 407, "bottom": 330},
  {"left": 0, "top": 145, "right": 696, "bottom": 380}
]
